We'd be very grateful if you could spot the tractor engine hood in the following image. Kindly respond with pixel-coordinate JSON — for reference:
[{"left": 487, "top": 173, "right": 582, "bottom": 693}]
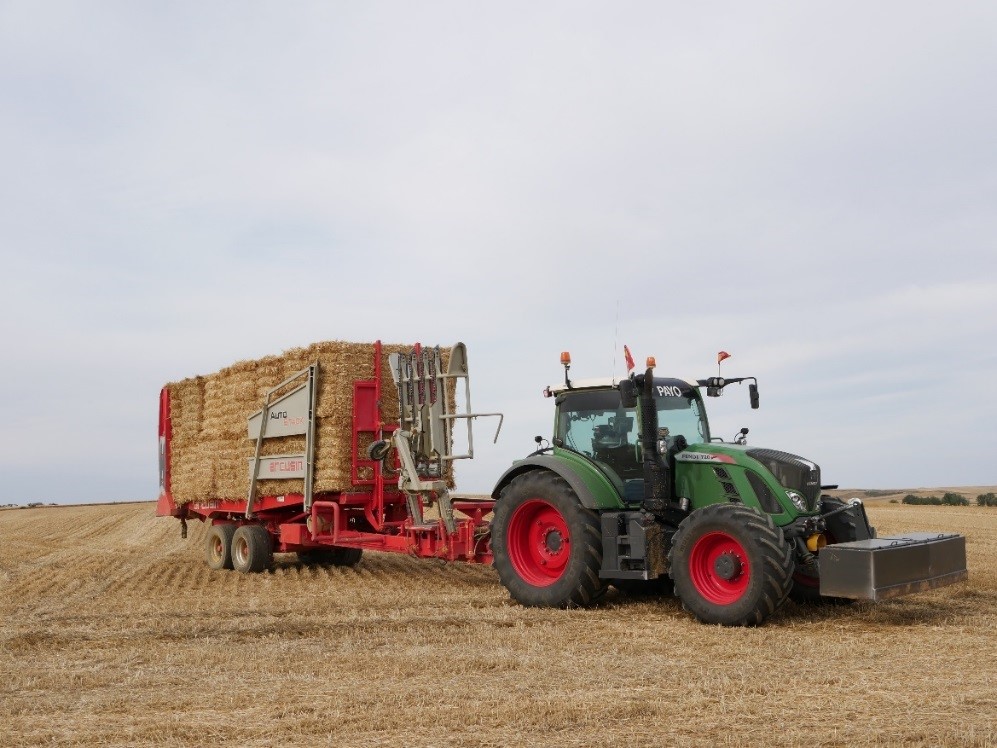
[{"left": 674, "top": 444, "right": 822, "bottom": 513}]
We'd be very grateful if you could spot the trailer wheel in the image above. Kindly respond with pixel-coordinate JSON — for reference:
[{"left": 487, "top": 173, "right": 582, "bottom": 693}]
[
  {"left": 790, "top": 497, "right": 868, "bottom": 605},
  {"left": 297, "top": 547, "right": 363, "bottom": 567},
  {"left": 232, "top": 524, "right": 273, "bottom": 574},
  {"left": 206, "top": 524, "right": 236, "bottom": 570},
  {"left": 492, "top": 470, "right": 606, "bottom": 608},
  {"left": 670, "top": 503, "right": 792, "bottom": 626}
]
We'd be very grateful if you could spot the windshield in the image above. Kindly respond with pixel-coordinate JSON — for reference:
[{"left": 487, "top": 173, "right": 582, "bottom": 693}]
[{"left": 656, "top": 387, "right": 709, "bottom": 445}]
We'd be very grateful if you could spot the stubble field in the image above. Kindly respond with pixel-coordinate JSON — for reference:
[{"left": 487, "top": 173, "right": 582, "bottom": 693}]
[{"left": 1, "top": 499, "right": 995, "bottom": 747}]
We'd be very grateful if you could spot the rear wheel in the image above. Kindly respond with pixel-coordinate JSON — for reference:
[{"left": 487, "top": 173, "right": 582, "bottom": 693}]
[
  {"left": 492, "top": 471, "right": 606, "bottom": 608},
  {"left": 232, "top": 524, "right": 273, "bottom": 573},
  {"left": 670, "top": 503, "right": 793, "bottom": 626},
  {"left": 205, "top": 524, "right": 236, "bottom": 570},
  {"left": 297, "top": 547, "right": 363, "bottom": 567}
]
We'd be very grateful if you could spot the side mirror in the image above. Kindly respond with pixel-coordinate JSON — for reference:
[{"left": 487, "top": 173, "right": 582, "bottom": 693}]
[
  {"left": 619, "top": 379, "right": 637, "bottom": 408},
  {"left": 749, "top": 383, "right": 759, "bottom": 409}
]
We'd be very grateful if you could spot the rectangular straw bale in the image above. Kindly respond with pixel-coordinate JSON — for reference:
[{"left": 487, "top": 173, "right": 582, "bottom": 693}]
[{"left": 167, "top": 341, "right": 455, "bottom": 505}]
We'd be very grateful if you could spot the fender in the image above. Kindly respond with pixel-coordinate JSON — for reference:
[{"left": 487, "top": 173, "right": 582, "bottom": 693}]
[{"left": 491, "top": 454, "right": 625, "bottom": 510}]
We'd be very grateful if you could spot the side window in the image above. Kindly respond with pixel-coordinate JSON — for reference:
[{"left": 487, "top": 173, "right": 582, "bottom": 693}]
[{"left": 556, "top": 390, "right": 641, "bottom": 481}]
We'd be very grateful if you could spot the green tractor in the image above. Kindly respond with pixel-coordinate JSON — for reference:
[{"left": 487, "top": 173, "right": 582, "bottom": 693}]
[{"left": 490, "top": 351, "right": 967, "bottom": 626}]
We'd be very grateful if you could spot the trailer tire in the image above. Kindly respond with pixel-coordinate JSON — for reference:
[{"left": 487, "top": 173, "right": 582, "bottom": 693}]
[
  {"left": 790, "top": 497, "right": 868, "bottom": 605},
  {"left": 492, "top": 470, "right": 606, "bottom": 608},
  {"left": 298, "top": 547, "right": 363, "bottom": 567},
  {"left": 670, "top": 503, "right": 792, "bottom": 626},
  {"left": 232, "top": 524, "right": 273, "bottom": 574},
  {"left": 206, "top": 524, "right": 236, "bottom": 570}
]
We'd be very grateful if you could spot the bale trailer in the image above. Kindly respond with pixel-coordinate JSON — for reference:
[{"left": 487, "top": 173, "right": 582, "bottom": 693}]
[{"left": 158, "top": 341, "right": 968, "bottom": 625}]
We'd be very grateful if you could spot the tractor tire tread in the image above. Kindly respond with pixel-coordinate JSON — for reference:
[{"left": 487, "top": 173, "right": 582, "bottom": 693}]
[
  {"left": 493, "top": 470, "right": 606, "bottom": 608},
  {"left": 670, "top": 503, "right": 792, "bottom": 626}
]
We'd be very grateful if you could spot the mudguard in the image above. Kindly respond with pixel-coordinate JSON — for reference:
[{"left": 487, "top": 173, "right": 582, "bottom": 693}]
[{"left": 490, "top": 455, "right": 624, "bottom": 510}]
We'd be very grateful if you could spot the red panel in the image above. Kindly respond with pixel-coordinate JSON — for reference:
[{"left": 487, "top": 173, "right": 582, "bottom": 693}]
[
  {"left": 280, "top": 523, "right": 309, "bottom": 546},
  {"left": 156, "top": 387, "right": 180, "bottom": 517},
  {"left": 354, "top": 381, "right": 379, "bottom": 431},
  {"left": 184, "top": 493, "right": 305, "bottom": 520}
]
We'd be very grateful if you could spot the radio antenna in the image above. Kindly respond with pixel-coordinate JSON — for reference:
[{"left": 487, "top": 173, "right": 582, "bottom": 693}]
[{"left": 613, "top": 299, "right": 621, "bottom": 383}]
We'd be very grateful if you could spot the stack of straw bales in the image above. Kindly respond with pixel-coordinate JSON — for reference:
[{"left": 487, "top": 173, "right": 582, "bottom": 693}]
[{"left": 167, "top": 341, "right": 452, "bottom": 505}]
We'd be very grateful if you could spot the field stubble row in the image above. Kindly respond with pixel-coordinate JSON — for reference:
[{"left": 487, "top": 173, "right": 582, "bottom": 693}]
[{"left": 1, "top": 501, "right": 995, "bottom": 747}]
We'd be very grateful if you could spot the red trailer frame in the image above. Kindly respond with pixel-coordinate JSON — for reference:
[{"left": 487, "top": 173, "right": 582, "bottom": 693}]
[{"left": 157, "top": 343, "right": 494, "bottom": 565}]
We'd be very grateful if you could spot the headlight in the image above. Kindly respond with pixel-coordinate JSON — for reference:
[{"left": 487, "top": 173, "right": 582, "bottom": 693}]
[{"left": 786, "top": 490, "right": 807, "bottom": 511}]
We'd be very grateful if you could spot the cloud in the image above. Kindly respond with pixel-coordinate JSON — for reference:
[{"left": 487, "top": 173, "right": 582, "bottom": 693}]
[{"left": 1, "top": 2, "right": 996, "bottom": 499}]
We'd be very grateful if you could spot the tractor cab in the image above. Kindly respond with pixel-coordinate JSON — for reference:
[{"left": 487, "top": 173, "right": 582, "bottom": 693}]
[{"left": 549, "top": 378, "right": 710, "bottom": 496}]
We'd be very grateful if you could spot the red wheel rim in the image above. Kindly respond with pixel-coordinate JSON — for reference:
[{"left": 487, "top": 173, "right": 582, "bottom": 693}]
[
  {"left": 507, "top": 499, "right": 570, "bottom": 587},
  {"left": 211, "top": 535, "right": 224, "bottom": 562},
  {"left": 689, "top": 531, "right": 750, "bottom": 604},
  {"left": 233, "top": 536, "right": 249, "bottom": 567}
]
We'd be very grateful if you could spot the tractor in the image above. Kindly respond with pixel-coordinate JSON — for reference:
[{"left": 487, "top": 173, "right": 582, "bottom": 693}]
[{"left": 489, "top": 351, "right": 967, "bottom": 626}]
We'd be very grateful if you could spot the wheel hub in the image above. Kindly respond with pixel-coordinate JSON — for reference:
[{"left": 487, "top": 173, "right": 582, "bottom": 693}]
[
  {"left": 544, "top": 529, "right": 563, "bottom": 554},
  {"left": 688, "top": 530, "right": 752, "bottom": 605},
  {"left": 713, "top": 552, "right": 742, "bottom": 581}
]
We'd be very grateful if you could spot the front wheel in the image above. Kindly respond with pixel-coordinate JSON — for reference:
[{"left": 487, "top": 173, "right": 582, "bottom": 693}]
[
  {"left": 492, "top": 471, "right": 606, "bottom": 608},
  {"left": 670, "top": 503, "right": 793, "bottom": 626}
]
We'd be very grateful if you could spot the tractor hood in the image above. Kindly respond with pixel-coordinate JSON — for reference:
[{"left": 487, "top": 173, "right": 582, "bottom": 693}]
[{"left": 675, "top": 443, "right": 822, "bottom": 513}]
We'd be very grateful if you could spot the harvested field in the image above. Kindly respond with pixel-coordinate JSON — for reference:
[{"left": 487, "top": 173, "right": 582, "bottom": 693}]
[{"left": 1, "top": 501, "right": 995, "bottom": 747}]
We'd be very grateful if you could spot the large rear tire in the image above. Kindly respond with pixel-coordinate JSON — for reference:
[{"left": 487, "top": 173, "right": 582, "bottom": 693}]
[
  {"left": 206, "top": 524, "right": 236, "bottom": 570},
  {"left": 670, "top": 503, "right": 793, "bottom": 626},
  {"left": 790, "top": 496, "right": 870, "bottom": 604},
  {"left": 492, "top": 471, "right": 606, "bottom": 608},
  {"left": 232, "top": 524, "right": 273, "bottom": 574}
]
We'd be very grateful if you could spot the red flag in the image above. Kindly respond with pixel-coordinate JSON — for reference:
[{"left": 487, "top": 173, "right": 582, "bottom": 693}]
[
  {"left": 624, "top": 345, "right": 635, "bottom": 372},
  {"left": 717, "top": 351, "right": 731, "bottom": 364}
]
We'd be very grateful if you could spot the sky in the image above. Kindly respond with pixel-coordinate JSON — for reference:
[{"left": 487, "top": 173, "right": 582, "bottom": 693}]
[{"left": 1, "top": 1, "right": 995, "bottom": 503}]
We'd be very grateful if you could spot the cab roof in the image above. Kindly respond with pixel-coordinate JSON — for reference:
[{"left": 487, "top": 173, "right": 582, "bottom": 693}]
[{"left": 547, "top": 376, "right": 699, "bottom": 395}]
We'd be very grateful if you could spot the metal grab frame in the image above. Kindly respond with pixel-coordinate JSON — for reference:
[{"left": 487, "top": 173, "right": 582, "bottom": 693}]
[
  {"left": 245, "top": 363, "right": 318, "bottom": 518},
  {"left": 389, "top": 342, "right": 502, "bottom": 534}
]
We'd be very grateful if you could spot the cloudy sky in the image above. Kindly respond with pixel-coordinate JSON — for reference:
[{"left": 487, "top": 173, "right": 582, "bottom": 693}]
[{"left": 1, "top": 1, "right": 995, "bottom": 503}]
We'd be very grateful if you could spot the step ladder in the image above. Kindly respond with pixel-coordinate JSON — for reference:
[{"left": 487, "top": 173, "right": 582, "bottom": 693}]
[
  {"left": 389, "top": 343, "right": 502, "bottom": 534},
  {"left": 245, "top": 364, "right": 318, "bottom": 518}
]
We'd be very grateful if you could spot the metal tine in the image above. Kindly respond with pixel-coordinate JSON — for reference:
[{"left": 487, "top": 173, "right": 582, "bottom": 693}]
[
  {"left": 403, "top": 353, "right": 415, "bottom": 428},
  {"left": 426, "top": 346, "right": 439, "bottom": 406},
  {"left": 413, "top": 346, "right": 426, "bottom": 410}
]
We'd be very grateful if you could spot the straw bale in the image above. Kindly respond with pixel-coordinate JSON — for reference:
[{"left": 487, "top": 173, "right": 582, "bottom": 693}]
[{"left": 167, "top": 341, "right": 455, "bottom": 505}]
